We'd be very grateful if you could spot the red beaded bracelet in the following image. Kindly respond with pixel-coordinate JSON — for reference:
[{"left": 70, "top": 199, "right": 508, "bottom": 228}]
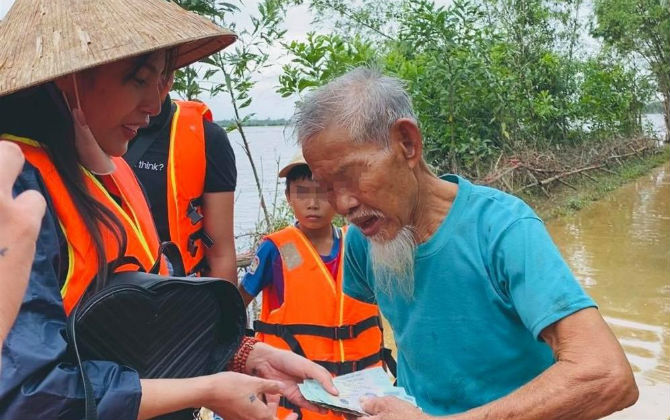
[{"left": 227, "top": 337, "right": 259, "bottom": 373}]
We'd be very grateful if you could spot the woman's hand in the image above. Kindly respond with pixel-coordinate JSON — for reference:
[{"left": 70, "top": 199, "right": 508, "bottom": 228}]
[
  {"left": 203, "top": 372, "right": 285, "bottom": 420},
  {"left": 245, "top": 342, "right": 338, "bottom": 412}
]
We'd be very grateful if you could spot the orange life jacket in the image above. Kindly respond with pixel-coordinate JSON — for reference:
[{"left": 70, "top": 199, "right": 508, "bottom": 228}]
[
  {"left": 254, "top": 225, "right": 384, "bottom": 420},
  {"left": 3, "top": 134, "right": 165, "bottom": 315},
  {"left": 166, "top": 100, "right": 213, "bottom": 275}
]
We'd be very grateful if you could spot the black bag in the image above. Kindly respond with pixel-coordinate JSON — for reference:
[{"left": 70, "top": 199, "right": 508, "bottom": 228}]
[{"left": 67, "top": 242, "right": 245, "bottom": 420}]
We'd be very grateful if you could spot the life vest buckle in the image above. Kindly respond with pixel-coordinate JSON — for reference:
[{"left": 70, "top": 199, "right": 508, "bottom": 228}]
[
  {"left": 187, "top": 236, "right": 198, "bottom": 257},
  {"left": 334, "top": 325, "right": 355, "bottom": 340},
  {"left": 188, "top": 229, "right": 214, "bottom": 256},
  {"left": 187, "top": 200, "right": 204, "bottom": 225}
]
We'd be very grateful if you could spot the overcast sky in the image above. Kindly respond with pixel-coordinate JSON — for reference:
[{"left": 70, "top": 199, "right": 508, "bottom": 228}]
[
  {"left": 201, "top": 1, "right": 324, "bottom": 120},
  {"left": 199, "top": 0, "right": 452, "bottom": 119},
  {"left": 0, "top": 0, "right": 457, "bottom": 119},
  {"left": 2, "top": 0, "right": 597, "bottom": 120},
  {"left": 0, "top": 0, "right": 352, "bottom": 119}
]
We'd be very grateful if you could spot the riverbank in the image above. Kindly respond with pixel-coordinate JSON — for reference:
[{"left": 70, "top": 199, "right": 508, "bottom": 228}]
[
  {"left": 520, "top": 145, "right": 670, "bottom": 220},
  {"left": 235, "top": 140, "right": 670, "bottom": 267}
]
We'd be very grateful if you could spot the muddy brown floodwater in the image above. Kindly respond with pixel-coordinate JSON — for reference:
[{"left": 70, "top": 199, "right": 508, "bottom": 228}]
[{"left": 547, "top": 163, "right": 670, "bottom": 419}]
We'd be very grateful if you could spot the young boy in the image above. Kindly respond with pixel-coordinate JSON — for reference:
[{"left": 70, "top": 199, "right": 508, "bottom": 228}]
[{"left": 238, "top": 152, "right": 385, "bottom": 420}]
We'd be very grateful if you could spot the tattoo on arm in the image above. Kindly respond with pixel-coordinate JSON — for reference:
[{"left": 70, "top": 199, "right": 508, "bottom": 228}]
[{"left": 0, "top": 247, "right": 7, "bottom": 257}]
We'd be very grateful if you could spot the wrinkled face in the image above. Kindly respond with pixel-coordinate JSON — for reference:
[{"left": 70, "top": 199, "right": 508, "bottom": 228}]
[
  {"left": 303, "top": 124, "right": 418, "bottom": 242},
  {"left": 76, "top": 51, "right": 167, "bottom": 156},
  {"left": 286, "top": 177, "right": 336, "bottom": 231}
]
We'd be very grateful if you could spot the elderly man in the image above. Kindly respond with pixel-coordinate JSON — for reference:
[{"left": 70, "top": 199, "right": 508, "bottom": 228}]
[{"left": 296, "top": 68, "right": 638, "bottom": 420}]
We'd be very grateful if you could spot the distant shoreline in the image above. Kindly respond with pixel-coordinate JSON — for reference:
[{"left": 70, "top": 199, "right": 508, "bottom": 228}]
[
  {"left": 216, "top": 118, "right": 289, "bottom": 127},
  {"left": 215, "top": 113, "right": 665, "bottom": 131}
]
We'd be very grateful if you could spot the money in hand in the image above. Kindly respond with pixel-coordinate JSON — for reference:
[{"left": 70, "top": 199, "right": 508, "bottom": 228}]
[{"left": 298, "top": 367, "right": 417, "bottom": 416}]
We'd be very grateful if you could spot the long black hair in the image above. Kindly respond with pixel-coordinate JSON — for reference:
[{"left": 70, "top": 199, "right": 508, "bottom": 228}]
[
  {"left": 0, "top": 50, "right": 176, "bottom": 293},
  {"left": 0, "top": 82, "right": 128, "bottom": 292}
]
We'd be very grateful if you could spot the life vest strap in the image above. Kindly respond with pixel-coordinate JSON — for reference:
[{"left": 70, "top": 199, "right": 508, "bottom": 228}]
[
  {"left": 256, "top": 318, "right": 308, "bottom": 356},
  {"left": 382, "top": 347, "right": 397, "bottom": 378},
  {"left": 314, "top": 350, "right": 383, "bottom": 375},
  {"left": 254, "top": 315, "right": 381, "bottom": 341},
  {"left": 189, "top": 257, "right": 209, "bottom": 276}
]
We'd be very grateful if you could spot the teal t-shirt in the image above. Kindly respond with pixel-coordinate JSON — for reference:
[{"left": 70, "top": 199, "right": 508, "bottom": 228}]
[{"left": 344, "top": 175, "right": 596, "bottom": 415}]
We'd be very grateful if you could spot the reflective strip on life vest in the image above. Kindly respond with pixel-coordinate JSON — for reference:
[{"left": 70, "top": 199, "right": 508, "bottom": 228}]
[
  {"left": 166, "top": 100, "right": 210, "bottom": 274},
  {"left": 258, "top": 226, "right": 383, "bottom": 420},
  {"left": 1, "top": 133, "right": 163, "bottom": 314},
  {"left": 258, "top": 225, "right": 383, "bottom": 366}
]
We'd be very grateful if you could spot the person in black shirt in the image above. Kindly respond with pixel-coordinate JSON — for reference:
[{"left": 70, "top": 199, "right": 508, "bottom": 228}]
[{"left": 125, "top": 73, "right": 238, "bottom": 282}]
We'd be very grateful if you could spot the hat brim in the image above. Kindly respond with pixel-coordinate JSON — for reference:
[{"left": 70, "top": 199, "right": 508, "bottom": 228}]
[
  {"left": 0, "top": 0, "right": 237, "bottom": 97},
  {"left": 174, "top": 33, "right": 237, "bottom": 69},
  {"left": 279, "top": 161, "right": 309, "bottom": 178}
]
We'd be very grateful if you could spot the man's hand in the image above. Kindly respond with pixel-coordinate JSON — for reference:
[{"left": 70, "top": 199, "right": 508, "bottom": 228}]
[
  {"left": 246, "top": 342, "right": 338, "bottom": 413},
  {"left": 358, "top": 396, "right": 429, "bottom": 420},
  {"left": 0, "top": 141, "right": 46, "bottom": 344}
]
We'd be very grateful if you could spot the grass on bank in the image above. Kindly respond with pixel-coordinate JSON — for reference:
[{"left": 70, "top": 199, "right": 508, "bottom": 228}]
[{"left": 519, "top": 145, "right": 670, "bottom": 220}]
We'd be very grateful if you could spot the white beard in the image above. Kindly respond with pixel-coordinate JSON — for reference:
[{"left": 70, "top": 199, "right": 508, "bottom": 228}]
[{"left": 369, "top": 225, "right": 416, "bottom": 299}]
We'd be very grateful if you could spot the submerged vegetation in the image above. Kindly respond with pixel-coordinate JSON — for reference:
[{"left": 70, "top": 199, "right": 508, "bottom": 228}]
[{"left": 518, "top": 143, "right": 670, "bottom": 219}]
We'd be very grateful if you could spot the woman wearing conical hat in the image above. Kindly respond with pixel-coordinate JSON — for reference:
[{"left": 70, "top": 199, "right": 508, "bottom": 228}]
[{"left": 0, "top": 1, "right": 336, "bottom": 419}]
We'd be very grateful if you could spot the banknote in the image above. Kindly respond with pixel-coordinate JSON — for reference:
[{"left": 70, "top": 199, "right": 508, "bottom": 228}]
[{"left": 299, "top": 367, "right": 417, "bottom": 416}]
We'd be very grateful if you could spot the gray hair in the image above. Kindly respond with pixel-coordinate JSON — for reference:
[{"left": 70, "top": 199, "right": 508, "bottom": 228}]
[{"left": 294, "top": 67, "right": 417, "bottom": 147}]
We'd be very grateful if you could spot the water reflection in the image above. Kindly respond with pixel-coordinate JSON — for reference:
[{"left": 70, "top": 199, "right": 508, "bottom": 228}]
[{"left": 547, "top": 163, "right": 670, "bottom": 416}]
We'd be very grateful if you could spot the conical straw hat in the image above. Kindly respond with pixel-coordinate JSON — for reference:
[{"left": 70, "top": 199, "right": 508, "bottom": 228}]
[{"left": 0, "top": 0, "right": 236, "bottom": 96}]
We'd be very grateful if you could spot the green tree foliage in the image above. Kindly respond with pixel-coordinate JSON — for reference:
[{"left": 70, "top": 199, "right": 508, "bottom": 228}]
[
  {"left": 170, "top": 0, "right": 239, "bottom": 100},
  {"left": 579, "top": 57, "right": 655, "bottom": 135},
  {"left": 592, "top": 0, "right": 670, "bottom": 140},
  {"left": 279, "top": 0, "right": 657, "bottom": 174},
  {"left": 278, "top": 33, "right": 377, "bottom": 97}
]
